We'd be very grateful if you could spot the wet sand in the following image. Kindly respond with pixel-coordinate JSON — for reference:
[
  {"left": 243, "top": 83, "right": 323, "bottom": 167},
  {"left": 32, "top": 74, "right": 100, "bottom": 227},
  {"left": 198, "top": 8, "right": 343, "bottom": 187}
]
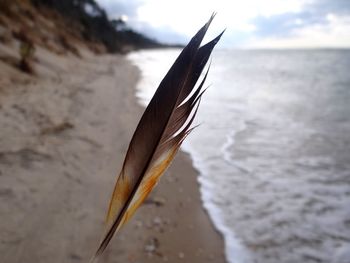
[{"left": 0, "top": 45, "right": 226, "bottom": 263}]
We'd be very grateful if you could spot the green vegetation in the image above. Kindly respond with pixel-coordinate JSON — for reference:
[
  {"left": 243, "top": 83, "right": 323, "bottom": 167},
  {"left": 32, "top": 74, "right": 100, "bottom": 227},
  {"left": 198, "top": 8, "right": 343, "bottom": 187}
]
[{"left": 18, "top": 33, "right": 36, "bottom": 74}]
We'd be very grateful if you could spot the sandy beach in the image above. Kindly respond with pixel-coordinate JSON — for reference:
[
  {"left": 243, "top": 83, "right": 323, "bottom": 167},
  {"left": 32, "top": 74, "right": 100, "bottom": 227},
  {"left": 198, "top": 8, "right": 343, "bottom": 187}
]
[{"left": 0, "top": 44, "right": 225, "bottom": 263}]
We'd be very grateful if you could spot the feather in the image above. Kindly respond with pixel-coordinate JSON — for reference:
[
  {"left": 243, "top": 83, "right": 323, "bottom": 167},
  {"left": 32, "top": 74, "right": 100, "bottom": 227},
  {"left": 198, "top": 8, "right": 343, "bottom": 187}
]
[{"left": 91, "top": 13, "right": 224, "bottom": 262}]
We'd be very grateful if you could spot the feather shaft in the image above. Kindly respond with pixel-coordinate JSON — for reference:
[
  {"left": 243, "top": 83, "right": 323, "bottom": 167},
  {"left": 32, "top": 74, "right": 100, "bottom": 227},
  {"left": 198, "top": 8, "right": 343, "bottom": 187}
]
[{"left": 91, "top": 14, "right": 223, "bottom": 262}]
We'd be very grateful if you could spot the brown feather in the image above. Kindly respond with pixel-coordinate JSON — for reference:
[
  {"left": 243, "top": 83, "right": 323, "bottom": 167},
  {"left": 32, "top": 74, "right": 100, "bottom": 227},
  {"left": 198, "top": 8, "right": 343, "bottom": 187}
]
[{"left": 91, "top": 13, "right": 223, "bottom": 262}]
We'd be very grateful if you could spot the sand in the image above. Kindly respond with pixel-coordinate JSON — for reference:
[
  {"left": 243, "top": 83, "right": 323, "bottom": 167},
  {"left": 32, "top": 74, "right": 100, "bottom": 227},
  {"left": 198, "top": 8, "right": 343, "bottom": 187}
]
[{"left": 0, "top": 44, "right": 226, "bottom": 263}]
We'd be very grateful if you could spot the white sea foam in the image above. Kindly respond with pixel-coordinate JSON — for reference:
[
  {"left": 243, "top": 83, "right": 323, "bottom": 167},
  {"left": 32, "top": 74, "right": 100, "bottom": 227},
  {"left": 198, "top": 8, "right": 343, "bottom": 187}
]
[{"left": 128, "top": 49, "right": 252, "bottom": 263}]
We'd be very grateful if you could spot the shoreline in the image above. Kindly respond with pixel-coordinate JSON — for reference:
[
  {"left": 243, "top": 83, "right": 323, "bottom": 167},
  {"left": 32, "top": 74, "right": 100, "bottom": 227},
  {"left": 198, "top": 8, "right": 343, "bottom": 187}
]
[
  {"left": 128, "top": 48, "right": 233, "bottom": 263},
  {"left": 112, "top": 54, "right": 227, "bottom": 263}
]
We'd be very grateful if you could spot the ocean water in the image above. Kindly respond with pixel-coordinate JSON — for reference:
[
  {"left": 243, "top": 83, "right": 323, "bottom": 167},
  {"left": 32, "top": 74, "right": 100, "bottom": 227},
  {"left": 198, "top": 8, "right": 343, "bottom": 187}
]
[{"left": 128, "top": 49, "right": 350, "bottom": 263}]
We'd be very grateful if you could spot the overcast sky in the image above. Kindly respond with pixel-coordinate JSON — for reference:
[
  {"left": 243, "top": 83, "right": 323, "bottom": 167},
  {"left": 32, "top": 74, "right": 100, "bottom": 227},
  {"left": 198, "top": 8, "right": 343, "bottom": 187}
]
[{"left": 96, "top": 0, "right": 350, "bottom": 48}]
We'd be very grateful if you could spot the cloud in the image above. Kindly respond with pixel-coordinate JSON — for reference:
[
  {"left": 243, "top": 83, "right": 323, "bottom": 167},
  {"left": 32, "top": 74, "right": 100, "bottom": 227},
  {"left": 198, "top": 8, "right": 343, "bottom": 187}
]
[
  {"left": 247, "top": 14, "right": 350, "bottom": 48},
  {"left": 242, "top": 0, "right": 350, "bottom": 48},
  {"left": 96, "top": 0, "right": 350, "bottom": 48},
  {"left": 251, "top": 0, "right": 350, "bottom": 37},
  {"left": 305, "top": 0, "right": 350, "bottom": 16},
  {"left": 95, "top": 0, "right": 141, "bottom": 20}
]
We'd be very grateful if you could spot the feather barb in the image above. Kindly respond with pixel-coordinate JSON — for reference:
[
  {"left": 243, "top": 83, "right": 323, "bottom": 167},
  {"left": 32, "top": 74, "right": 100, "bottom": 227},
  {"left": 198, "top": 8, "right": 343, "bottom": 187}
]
[{"left": 91, "top": 13, "right": 223, "bottom": 262}]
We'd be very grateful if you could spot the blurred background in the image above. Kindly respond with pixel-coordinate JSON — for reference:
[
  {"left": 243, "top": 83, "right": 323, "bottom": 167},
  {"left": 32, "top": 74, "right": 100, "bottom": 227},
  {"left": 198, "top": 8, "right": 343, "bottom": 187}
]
[
  {"left": 97, "top": 0, "right": 350, "bottom": 49},
  {"left": 1, "top": 1, "right": 349, "bottom": 263}
]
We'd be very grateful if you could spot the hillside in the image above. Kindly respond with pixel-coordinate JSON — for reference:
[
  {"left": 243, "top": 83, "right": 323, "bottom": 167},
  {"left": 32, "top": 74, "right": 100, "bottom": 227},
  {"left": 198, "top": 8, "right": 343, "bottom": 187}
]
[{"left": 0, "top": 0, "right": 163, "bottom": 57}]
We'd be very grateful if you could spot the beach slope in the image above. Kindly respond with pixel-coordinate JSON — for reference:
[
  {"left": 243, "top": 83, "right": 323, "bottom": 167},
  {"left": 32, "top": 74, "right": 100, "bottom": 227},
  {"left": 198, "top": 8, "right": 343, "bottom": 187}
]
[{"left": 0, "top": 46, "right": 225, "bottom": 262}]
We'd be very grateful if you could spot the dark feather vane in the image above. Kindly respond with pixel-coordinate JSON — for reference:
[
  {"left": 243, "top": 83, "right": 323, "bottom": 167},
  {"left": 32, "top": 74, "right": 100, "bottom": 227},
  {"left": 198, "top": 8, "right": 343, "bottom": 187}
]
[{"left": 91, "top": 13, "right": 223, "bottom": 262}]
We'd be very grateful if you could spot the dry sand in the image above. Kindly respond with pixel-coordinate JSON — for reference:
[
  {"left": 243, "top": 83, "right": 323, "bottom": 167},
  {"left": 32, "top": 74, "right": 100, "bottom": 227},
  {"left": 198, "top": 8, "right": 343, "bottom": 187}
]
[{"left": 0, "top": 45, "right": 225, "bottom": 263}]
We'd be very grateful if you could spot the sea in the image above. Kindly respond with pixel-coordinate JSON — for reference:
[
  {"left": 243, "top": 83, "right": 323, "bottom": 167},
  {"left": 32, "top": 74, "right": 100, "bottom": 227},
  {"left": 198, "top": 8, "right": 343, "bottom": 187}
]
[{"left": 128, "top": 49, "right": 350, "bottom": 263}]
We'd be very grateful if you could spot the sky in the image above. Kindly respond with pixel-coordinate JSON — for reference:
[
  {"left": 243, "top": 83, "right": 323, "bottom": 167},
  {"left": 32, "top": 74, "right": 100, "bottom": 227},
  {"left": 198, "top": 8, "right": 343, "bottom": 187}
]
[{"left": 96, "top": 0, "right": 350, "bottom": 48}]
